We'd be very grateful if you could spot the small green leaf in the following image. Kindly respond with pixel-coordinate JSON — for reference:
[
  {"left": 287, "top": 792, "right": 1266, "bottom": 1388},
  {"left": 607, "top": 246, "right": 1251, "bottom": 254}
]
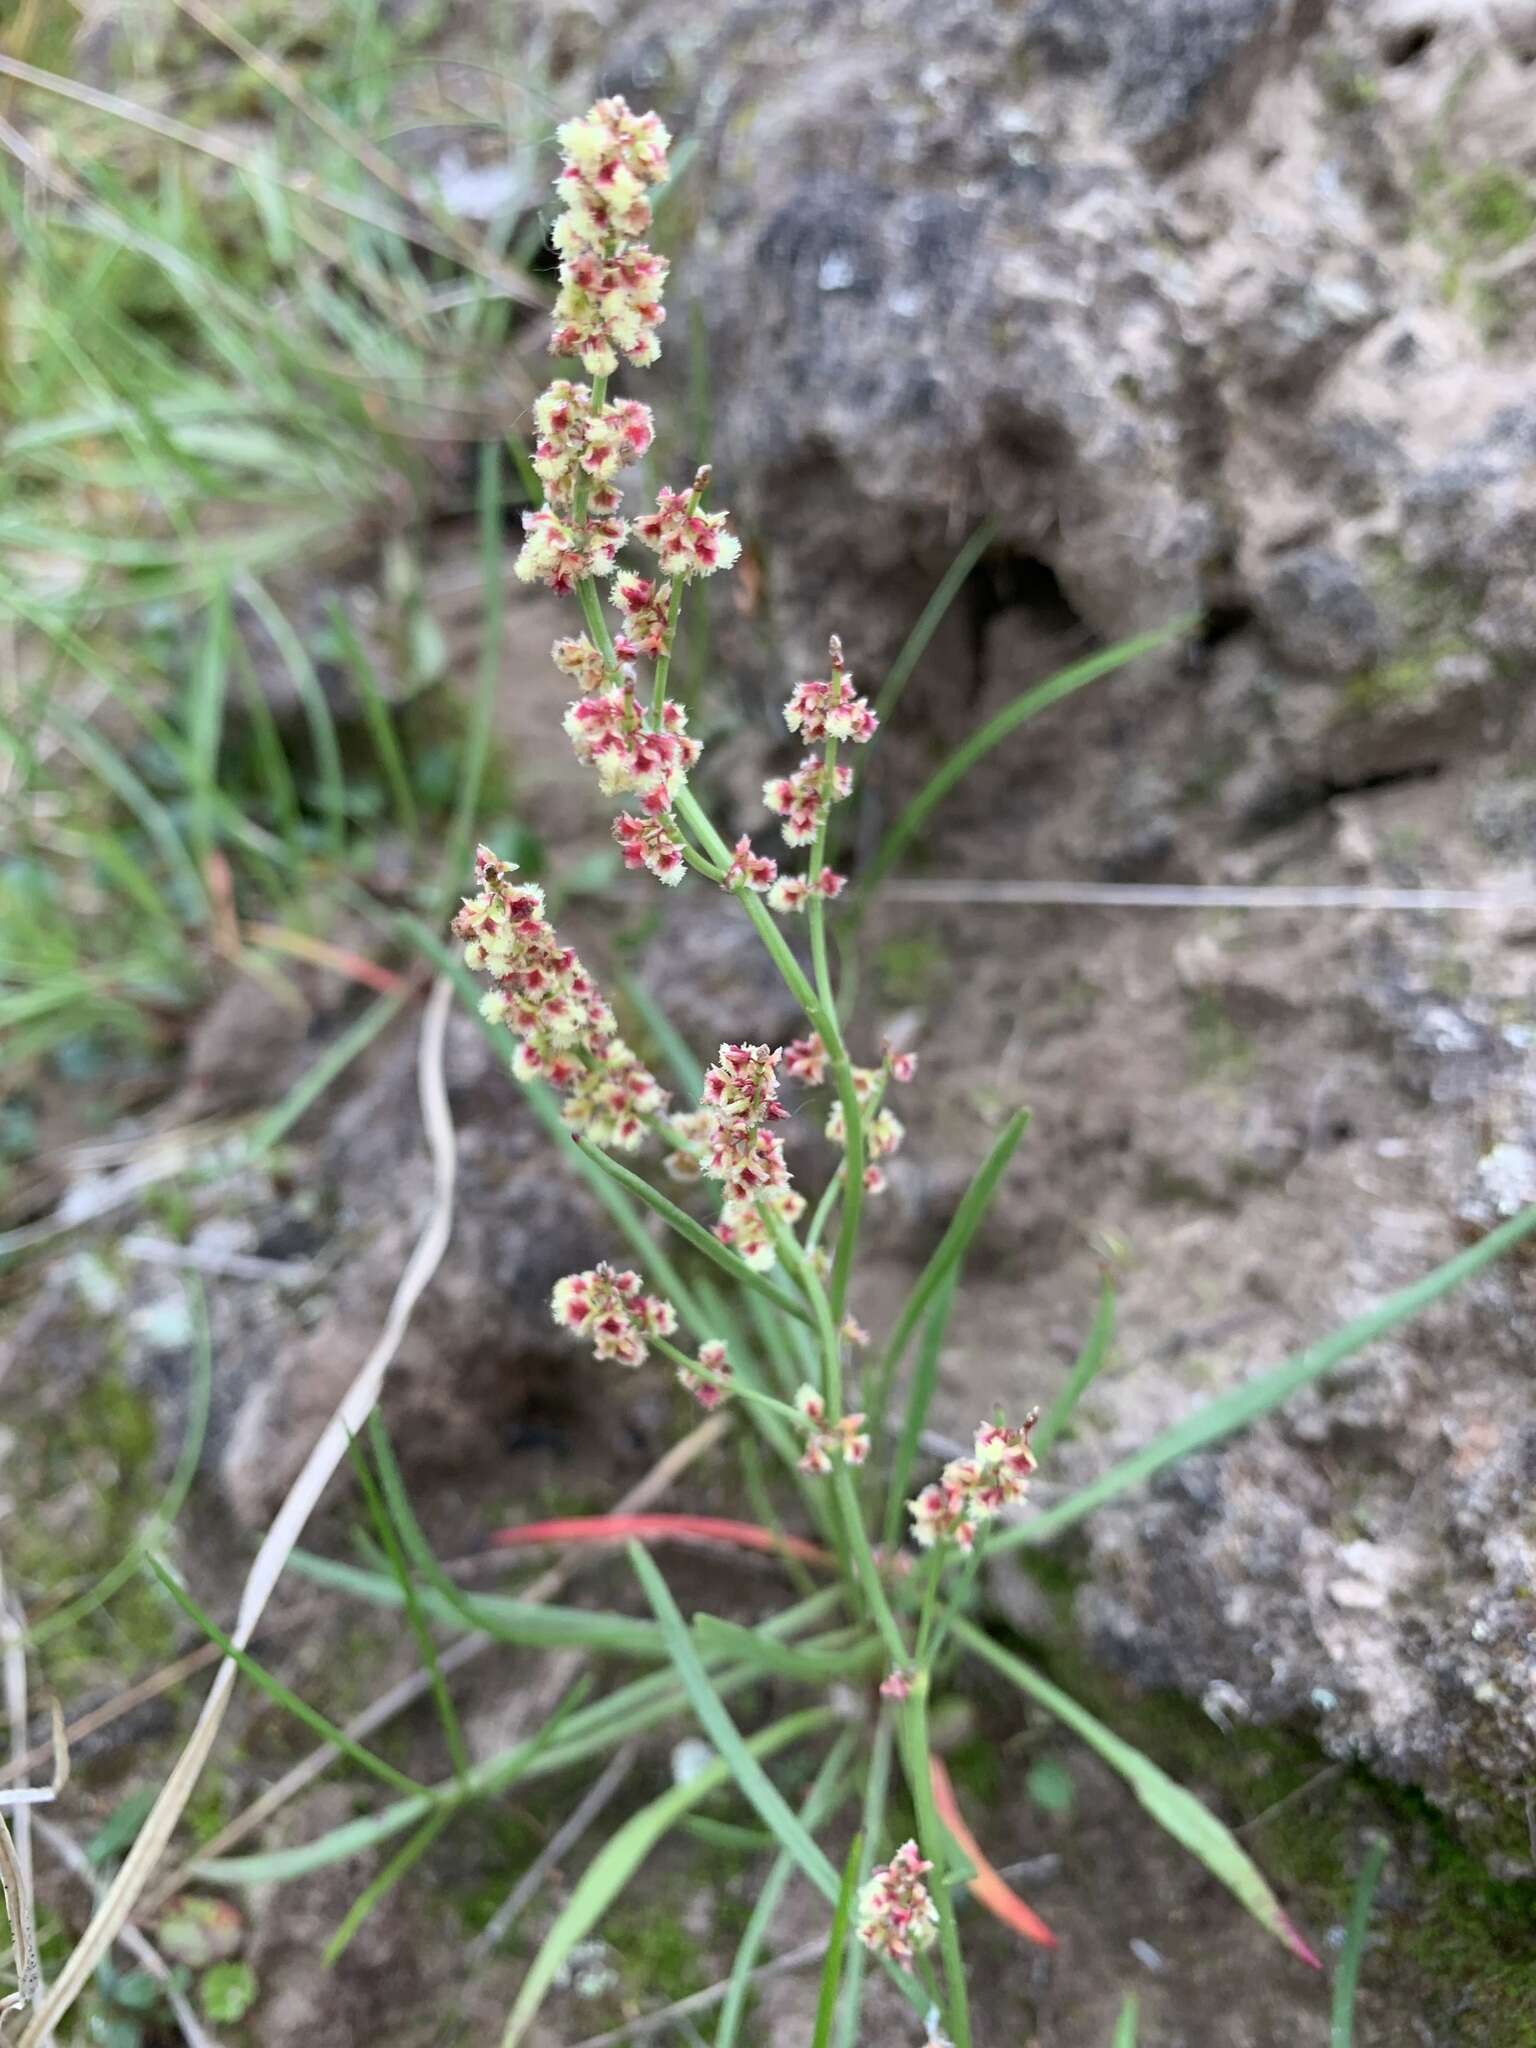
[
  {"left": 199, "top": 1960, "right": 258, "bottom": 2022},
  {"left": 1331, "top": 1840, "right": 1387, "bottom": 2048},
  {"left": 87, "top": 1789, "right": 157, "bottom": 1868},
  {"left": 1026, "top": 1758, "right": 1076, "bottom": 1817},
  {"left": 1112, "top": 1991, "right": 1139, "bottom": 2047},
  {"left": 812, "top": 1833, "right": 864, "bottom": 2048},
  {"left": 874, "top": 1110, "right": 1031, "bottom": 1450},
  {"left": 957, "top": 1623, "right": 1319, "bottom": 1967}
]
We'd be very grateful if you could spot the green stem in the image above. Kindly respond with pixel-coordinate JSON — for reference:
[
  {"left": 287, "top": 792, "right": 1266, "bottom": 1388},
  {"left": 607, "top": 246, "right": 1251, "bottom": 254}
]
[
  {"left": 650, "top": 1332, "right": 804, "bottom": 1425},
  {"left": 833, "top": 1467, "right": 906, "bottom": 1667},
  {"left": 899, "top": 1686, "right": 972, "bottom": 2048}
]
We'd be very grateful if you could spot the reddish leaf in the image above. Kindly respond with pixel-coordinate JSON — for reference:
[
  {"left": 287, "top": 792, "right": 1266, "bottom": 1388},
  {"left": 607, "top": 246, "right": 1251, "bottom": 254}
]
[
  {"left": 486, "top": 1511, "right": 834, "bottom": 1569},
  {"left": 929, "top": 1754, "right": 1057, "bottom": 1949}
]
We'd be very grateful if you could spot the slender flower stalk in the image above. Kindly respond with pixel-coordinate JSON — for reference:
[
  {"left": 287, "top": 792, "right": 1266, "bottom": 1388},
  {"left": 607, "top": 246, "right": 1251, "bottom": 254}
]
[{"left": 451, "top": 96, "right": 1047, "bottom": 2048}]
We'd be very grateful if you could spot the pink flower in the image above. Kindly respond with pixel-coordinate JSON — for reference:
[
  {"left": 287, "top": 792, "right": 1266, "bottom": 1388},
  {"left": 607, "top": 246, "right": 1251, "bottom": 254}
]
[
  {"left": 552, "top": 635, "right": 613, "bottom": 691},
  {"left": 724, "top": 835, "right": 778, "bottom": 893},
  {"left": 795, "top": 1383, "right": 870, "bottom": 1474},
  {"left": 610, "top": 572, "right": 672, "bottom": 660},
  {"left": 454, "top": 846, "right": 668, "bottom": 1151},
  {"left": 633, "top": 472, "right": 741, "bottom": 579},
  {"left": 767, "top": 875, "right": 810, "bottom": 915},
  {"left": 703, "top": 1043, "right": 787, "bottom": 1129},
  {"left": 879, "top": 1668, "right": 912, "bottom": 1702},
  {"left": 857, "top": 1842, "right": 939, "bottom": 1969},
  {"left": 677, "top": 1338, "right": 733, "bottom": 1409},
  {"left": 885, "top": 1045, "right": 918, "bottom": 1084},
  {"left": 763, "top": 754, "right": 854, "bottom": 847},
  {"left": 563, "top": 683, "right": 700, "bottom": 807},
  {"left": 614, "top": 811, "right": 686, "bottom": 886},
  {"left": 907, "top": 1411, "right": 1040, "bottom": 1550},
  {"left": 552, "top": 1263, "right": 677, "bottom": 1367},
  {"left": 784, "top": 1034, "right": 828, "bottom": 1086},
  {"left": 783, "top": 638, "right": 878, "bottom": 745},
  {"left": 518, "top": 507, "right": 618, "bottom": 598},
  {"left": 550, "top": 241, "right": 670, "bottom": 376}
]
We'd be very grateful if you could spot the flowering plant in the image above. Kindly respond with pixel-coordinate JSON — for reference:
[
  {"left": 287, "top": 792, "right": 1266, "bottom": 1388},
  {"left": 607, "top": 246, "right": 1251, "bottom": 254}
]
[{"left": 439, "top": 94, "right": 1536, "bottom": 2047}]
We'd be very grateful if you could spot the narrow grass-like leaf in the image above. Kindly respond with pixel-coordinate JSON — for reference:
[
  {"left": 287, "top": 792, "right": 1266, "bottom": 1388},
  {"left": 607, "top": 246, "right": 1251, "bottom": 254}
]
[
  {"left": 955, "top": 1622, "right": 1319, "bottom": 1966},
  {"left": 1112, "top": 1993, "right": 1139, "bottom": 2047},
  {"left": 1033, "top": 1275, "right": 1116, "bottom": 1462},
  {"left": 874, "top": 517, "right": 999, "bottom": 729},
  {"left": 692, "top": 1616, "right": 872, "bottom": 1686},
  {"left": 323, "top": 1805, "right": 452, "bottom": 1966},
  {"left": 348, "top": 1422, "right": 469, "bottom": 1782},
  {"left": 574, "top": 1135, "right": 815, "bottom": 1326},
  {"left": 872, "top": 1110, "right": 1030, "bottom": 1441},
  {"left": 285, "top": 1550, "right": 667, "bottom": 1659},
  {"left": 499, "top": 1706, "right": 836, "bottom": 2048},
  {"left": 147, "top": 1558, "right": 432, "bottom": 1802},
  {"left": 812, "top": 1832, "right": 864, "bottom": 2048},
  {"left": 241, "top": 989, "right": 408, "bottom": 1160},
  {"left": 929, "top": 1754, "right": 1055, "bottom": 1948},
  {"left": 440, "top": 440, "right": 502, "bottom": 902},
  {"left": 1331, "top": 1840, "right": 1387, "bottom": 2048},
  {"left": 995, "top": 1203, "right": 1536, "bottom": 1551},
  {"left": 716, "top": 1737, "right": 856, "bottom": 2048},
  {"left": 487, "top": 1512, "right": 833, "bottom": 1571},
  {"left": 186, "top": 583, "right": 232, "bottom": 872},
  {"left": 326, "top": 599, "right": 419, "bottom": 838},
  {"left": 863, "top": 620, "right": 1193, "bottom": 896},
  {"left": 616, "top": 967, "right": 706, "bottom": 1096},
  {"left": 882, "top": 1266, "right": 958, "bottom": 1549},
  {"left": 238, "top": 576, "right": 347, "bottom": 852},
  {"left": 197, "top": 1595, "right": 849, "bottom": 1886},
  {"left": 27, "top": 1279, "right": 212, "bottom": 1648},
  {"left": 627, "top": 1543, "right": 841, "bottom": 1903}
]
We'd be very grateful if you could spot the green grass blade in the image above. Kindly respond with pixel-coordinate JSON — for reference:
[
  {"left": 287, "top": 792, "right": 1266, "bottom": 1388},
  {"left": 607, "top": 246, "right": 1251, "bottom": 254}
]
[
  {"left": 1112, "top": 1992, "right": 1139, "bottom": 2047},
  {"left": 239, "top": 576, "right": 347, "bottom": 853},
  {"left": 1032, "top": 1275, "right": 1116, "bottom": 1462},
  {"left": 350, "top": 1420, "right": 470, "bottom": 1783},
  {"left": 691, "top": 1616, "right": 873, "bottom": 1686},
  {"left": 499, "top": 1706, "right": 837, "bottom": 2048},
  {"left": 862, "top": 620, "right": 1193, "bottom": 896},
  {"left": 616, "top": 967, "right": 705, "bottom": 1095},
  {"left": 440, "top": 440, "right": 502, "bottom": 902},
  {"left": 323, "top": 1806, "right": 453, "bottom": 1965},
  {"left": 955, "top": 1621, "right": 1319, "bottom": 1966},
  {"left": 285, "top": 1550, "right": 667, "bottom": 1658},
  {"left": 230, "top": 629, "right": 302, "bottom": 854},
  {"left": 1331, "top": 1840, "right": 1387, "bottom": 2047},
  {"left": 714, "top": 1735, "right": 857, "bottom": 2048},
  {"left": 812, "top": 1832, "right": 864, "bottom": 2048},
  {"left": 326, "top": 598, "right": 418, "bottom": 839},
  {"left": 872, "top": 1110, "right": 1031, "bottom": 1445},
  {"left": 574, "top": 1136, "right": 815, "bottom": 1327},
  {"left": 874, "top": 517, "right": 998, "bottom": 728},
  {"left": 995, "top": 1203, "right": 1536, "bottom": 1552},
  {"left": 26, "top": 1278, "right": 212, "bottom": 1647},
  {"left": 882, "top": 1265, "right": 959, "bottom": 1549},
  {"left": 147, "top": 1558, "right": 434, "bottom": 1801},
  {"left": 241, "top": 990, "right": 408, "bottom": 1160},
  {"left": 37, "top": 699, "right": 206, "bottom": 923},
  {"left": 187, "top": 582, "right": 232, "bottom": 872},
  {"left": 628, "top": 1543, "right": 841, "bottom": 1904}
]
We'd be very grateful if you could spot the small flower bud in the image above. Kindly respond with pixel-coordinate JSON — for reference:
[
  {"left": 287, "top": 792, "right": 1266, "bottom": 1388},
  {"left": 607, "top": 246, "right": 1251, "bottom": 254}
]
[{"left": 857, "top": 1842, "right": 939, "bottom": 1969}]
